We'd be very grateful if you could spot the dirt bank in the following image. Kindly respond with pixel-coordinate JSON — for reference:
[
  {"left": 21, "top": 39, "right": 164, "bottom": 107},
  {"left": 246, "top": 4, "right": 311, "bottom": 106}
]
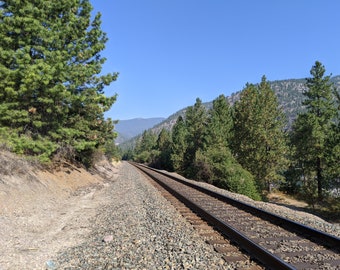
[{"left": 0, "top": 150, "right": 119, "bottom": 270}]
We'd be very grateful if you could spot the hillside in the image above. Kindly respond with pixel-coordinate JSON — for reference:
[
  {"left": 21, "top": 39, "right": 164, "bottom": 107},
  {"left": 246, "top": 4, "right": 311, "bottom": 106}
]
[
  {"left": 115, "top": 117, "right": 165, "bottom": 144},
  {"left": 120, "top": 76, "right": 340, "bottom": 146},
  {"left": 270, "top": 75, "right": 340, "bottom": 126}
]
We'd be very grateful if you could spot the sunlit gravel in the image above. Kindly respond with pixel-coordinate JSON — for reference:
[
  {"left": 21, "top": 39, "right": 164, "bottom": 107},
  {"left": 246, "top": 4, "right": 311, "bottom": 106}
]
[{"left": 54, "top": 162, "right": 227, "bottom": 269}]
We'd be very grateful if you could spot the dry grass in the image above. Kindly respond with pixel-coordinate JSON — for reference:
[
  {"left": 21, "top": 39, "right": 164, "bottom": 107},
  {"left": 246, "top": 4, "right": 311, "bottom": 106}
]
[
  {"left": 0, "top": 150, "right": 38, "bottom": 177},
  {"left": 268, "top": 190, "right": 340, "bottom": 223},
  {"left": 310, "top": 198, "right": 340, "bottom": 223}
]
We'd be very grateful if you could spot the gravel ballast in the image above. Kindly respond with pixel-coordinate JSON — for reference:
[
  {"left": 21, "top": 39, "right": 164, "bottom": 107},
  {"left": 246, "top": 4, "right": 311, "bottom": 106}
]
[{"left": 53, "top": 162, "right": 226, "bottom": 269}]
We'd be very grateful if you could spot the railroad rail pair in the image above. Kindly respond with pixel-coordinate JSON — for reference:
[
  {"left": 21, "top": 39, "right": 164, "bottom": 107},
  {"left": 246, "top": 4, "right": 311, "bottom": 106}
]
[{"left": 131, "top": 162, "right": 340, "bottom": 270}]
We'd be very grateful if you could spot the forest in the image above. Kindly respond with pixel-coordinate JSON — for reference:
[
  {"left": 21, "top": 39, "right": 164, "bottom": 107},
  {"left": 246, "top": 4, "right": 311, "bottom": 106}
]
[{"left": 127, "top": 67, "right": 340, "bottom": 211}]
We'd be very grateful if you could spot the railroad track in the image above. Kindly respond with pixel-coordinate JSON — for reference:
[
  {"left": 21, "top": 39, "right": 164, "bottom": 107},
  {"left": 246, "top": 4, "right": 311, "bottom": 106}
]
[{"left": 130, "top": 162, "right": 340, "bottom": 270}]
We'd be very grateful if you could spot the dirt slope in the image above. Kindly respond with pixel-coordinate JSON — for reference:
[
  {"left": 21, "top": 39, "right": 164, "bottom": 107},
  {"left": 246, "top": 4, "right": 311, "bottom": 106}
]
[{"left": 0, "top": 150, "right": 119, "bottom": 270}]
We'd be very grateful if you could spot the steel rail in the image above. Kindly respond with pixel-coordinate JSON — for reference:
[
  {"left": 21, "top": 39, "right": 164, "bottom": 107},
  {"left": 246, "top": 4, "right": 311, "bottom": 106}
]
[
  {"left": 132, "top": 162, "right": 297, "bottom": 270},
  {"left": 132, "top": 162, "right": 340, "bottom": 251}
]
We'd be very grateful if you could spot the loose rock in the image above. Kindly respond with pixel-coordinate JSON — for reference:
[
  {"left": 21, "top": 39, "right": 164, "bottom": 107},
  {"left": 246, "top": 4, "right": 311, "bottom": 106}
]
[{"left": 53, "top": 162, "right": 226, "bottom": 269}]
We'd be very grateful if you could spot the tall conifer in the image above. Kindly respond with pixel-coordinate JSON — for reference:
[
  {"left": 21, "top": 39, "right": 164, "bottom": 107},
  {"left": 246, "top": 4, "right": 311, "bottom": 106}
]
[
  {"left": 204, "top": 95, "right": 233, "bottom": 147},
  {"left": 155, "top": 128, "right": 172, "bottom": 170},
  {"left": 195, "top": 95, "right": 260, "bottom": 200},
  {"left": 291, "top": 61, "right": 337, "bottom": 200},
  {"left": 183, "top": 98, "right": 208, "bottom": 178},
  {"left": 134, "top": 130, "right": 157, "bottom": 164},
  {"left": 170, "top": 116, "right": 187, "bottom": 174},
  {"left": 0, "top": 0, "right": 117, "bottom": 162},
  {"left": 233, "top": 76, "right": 288, "bottom": 192}
]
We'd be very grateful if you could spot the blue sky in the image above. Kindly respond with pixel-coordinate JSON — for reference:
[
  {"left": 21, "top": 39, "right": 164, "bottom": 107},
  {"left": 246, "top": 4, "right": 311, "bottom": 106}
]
[{"left": 91, "top": 0, "right": 340, "bottom": 121}]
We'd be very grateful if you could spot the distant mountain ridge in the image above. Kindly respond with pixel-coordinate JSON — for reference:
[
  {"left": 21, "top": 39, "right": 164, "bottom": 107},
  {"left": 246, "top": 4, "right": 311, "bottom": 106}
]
[
  {"left": 117, "top": 75, "right": 340, "bottom": 146},
  {"left": 115, "top": 117, "right": 165, "bottom": 144},
  {"left": 151, "top": 75, "right": 340, "bottom": 132}
]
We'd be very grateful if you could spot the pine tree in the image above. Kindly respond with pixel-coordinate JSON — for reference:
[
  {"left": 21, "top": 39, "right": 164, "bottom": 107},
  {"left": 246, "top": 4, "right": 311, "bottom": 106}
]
[
  {"left": 232, "top": 76, "right": 288, "bottom": 192},
  {"left": 134, "top": 130, "right": 157, "bottom": 164},
  {"left": 183, "top": 98, "right": 208, "bottom": 178},
  {"left": 291, "top": 61, "right": 337, "bottom": 200},
  {"left": 154, "top": 128, "right": 172, "bottom": 170},
  {"left": 204, "top": 95, "right": 233, "bottom": 147},
  {"left": 196, "top": 94, "right": 232, "bottom": 181},
  {"left": 195, "top": 95, "right": 260, "bottom": 200},
  {"left": 170, "top": 116, "right": 188, "bottom": 174},
  {"left": 325, "top": 89, "right": 340, "bottom": 188},
  {"left": 0, "top": 0, "right": 117, "bottom": 162}
]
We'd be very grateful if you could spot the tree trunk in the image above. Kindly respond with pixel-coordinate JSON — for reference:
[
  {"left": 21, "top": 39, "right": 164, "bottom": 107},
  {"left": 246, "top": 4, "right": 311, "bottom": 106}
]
[{"left": 316, "top": 157, "right": 323, "bottom": 201}]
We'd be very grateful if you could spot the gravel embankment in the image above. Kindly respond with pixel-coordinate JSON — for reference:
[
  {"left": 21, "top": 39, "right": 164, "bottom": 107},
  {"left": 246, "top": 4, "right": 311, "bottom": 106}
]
[{"left": 53, "top": 162, "right": 226, "bottom": 269}]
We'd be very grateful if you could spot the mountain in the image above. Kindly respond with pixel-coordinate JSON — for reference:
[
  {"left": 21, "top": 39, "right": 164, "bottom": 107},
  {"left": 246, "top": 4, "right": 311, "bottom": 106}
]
[
  {"left": 115, "top": 117, "right": 165, "bottom": 144},
  {"left": 119, "top": 75, "right": 340, "bottom": 147},
  {"left": 270, "top": 75, "right": 340, "bottom": 127}
]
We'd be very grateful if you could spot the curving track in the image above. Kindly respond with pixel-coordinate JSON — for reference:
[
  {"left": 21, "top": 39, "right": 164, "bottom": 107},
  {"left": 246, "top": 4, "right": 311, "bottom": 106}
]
[{"left": 131, "top": 162, "right": 340, "bottom": 270}]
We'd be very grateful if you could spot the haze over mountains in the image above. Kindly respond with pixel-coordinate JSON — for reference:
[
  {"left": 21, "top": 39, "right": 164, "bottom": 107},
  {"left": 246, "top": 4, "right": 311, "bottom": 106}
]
[
  {"left": 115, "top": 117, "right": 165, "bottom": 144},
  {"left": 115, "top": 76, "right": 340, "bottom": 145}
]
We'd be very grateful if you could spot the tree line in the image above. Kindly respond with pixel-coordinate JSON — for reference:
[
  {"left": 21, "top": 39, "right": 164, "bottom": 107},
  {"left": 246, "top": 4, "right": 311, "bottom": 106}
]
[
  {"left": 128, "top": 62, "right": 339, "bottom": 203},
  {"left": 0, "top": 0, "right": 119, "bottom": 165}
]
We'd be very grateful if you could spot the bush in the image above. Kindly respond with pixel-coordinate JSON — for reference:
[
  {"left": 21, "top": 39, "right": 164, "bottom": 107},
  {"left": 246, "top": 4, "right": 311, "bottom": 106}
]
[
  {"left": 195, "top": 147, "right": 261, "bottom": 201},
  {"left": 134, "top": 151, "right": 152, "bottom": 164},
  {"left": 0, "top": 127, "right": 57, "bottom": 163}
]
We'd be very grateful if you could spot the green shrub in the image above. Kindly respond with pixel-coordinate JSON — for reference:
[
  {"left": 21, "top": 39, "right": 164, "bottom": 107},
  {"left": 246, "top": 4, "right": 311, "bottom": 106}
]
[
  {"left": 0, "top": 128, "right": 57, "bottom": 163},
  {"left": 195, "top": 147, "right": 261, "bottom": 200}
]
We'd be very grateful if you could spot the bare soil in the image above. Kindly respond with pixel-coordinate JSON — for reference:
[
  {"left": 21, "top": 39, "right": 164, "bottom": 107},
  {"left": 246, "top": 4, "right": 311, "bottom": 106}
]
[{"left": 0, "top": 151, "right": 119, "bottom": 270}]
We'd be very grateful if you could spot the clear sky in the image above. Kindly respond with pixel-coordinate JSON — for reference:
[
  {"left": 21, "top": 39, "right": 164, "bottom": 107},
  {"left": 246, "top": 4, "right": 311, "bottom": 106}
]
[{"left": 91, "top": 0, "right": 340, "bottom": 121}]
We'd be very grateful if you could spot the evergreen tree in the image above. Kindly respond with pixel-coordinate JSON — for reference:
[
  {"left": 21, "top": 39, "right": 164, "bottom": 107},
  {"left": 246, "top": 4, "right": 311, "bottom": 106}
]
[
  {"left": 154, "top": 128, "right": 172, "bottom": 170},
  {"left": 204, "top": 95, "right": 233, "bottom": 147},
  {"left": 325, "top": 89, "right": 340, "bottom": 188},
  {"left": 232, "top": 76, "right": 288, "bottom": 192},
  {"left": 0, "top": 0, "right": 117, "bottom": 162},
  {"left": 195, "top": 94, "right": 232, "bottom": 181},
  {"left": 170, "top": 116, "right": 188, "bottom": 174},
  {"left": 134, "top": 130, "right": 157, "bottom": 164},
  {"left": 183, "top": 98, "right": 208, "bottom": 178},
  {"left": 195, "top": 95, "right": 261, "bottom": 200},
  {"left": 291, "top": 61, "right": 337, "bottom": 200}
]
